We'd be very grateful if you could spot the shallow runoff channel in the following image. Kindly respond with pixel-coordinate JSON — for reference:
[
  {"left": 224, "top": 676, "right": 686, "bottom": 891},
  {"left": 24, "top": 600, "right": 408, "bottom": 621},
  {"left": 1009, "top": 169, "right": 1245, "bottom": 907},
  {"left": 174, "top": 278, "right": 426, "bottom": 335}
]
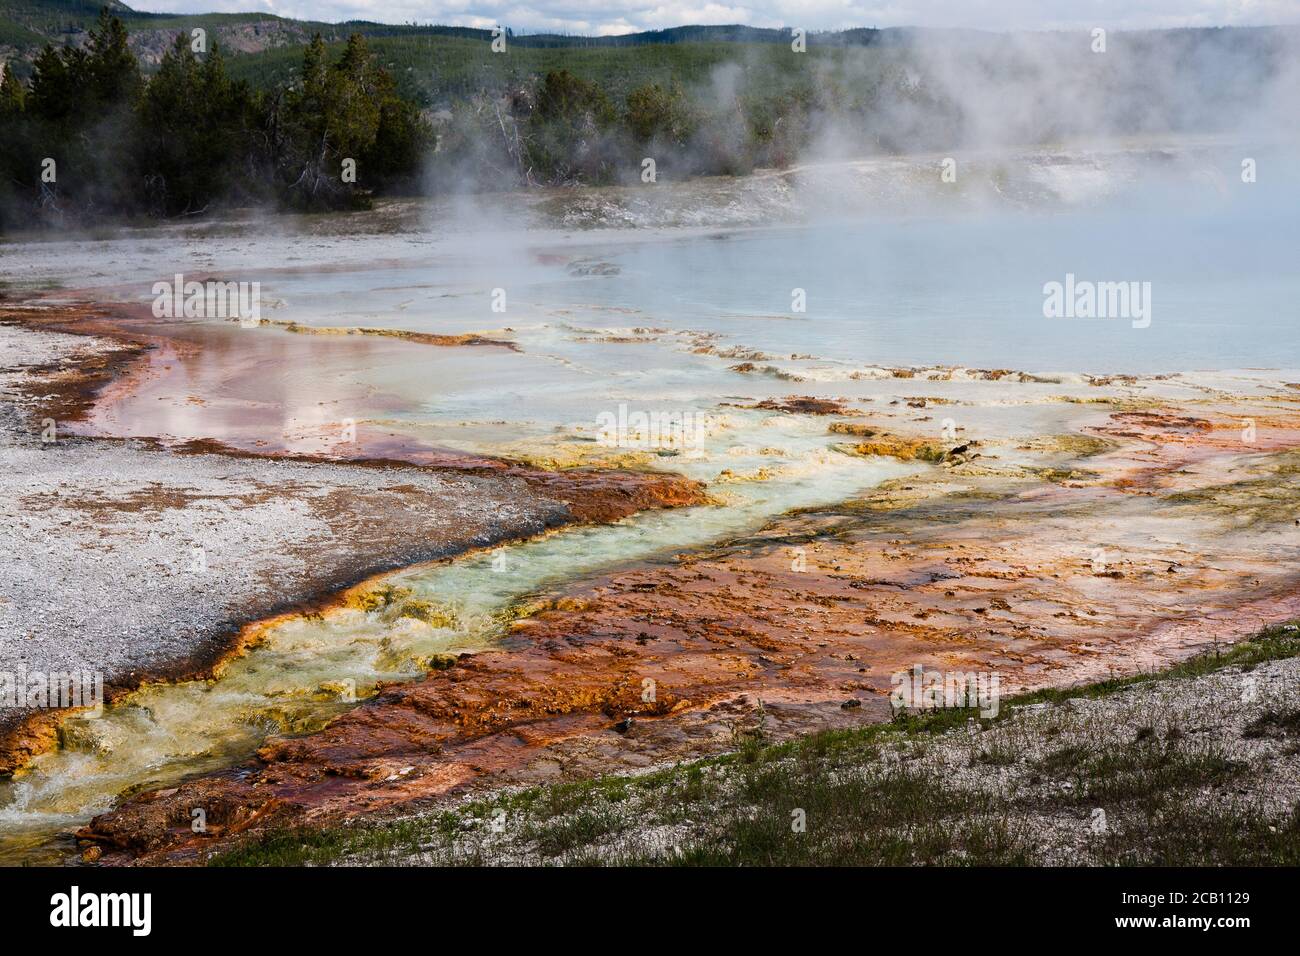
[{"left": 0, "top": 442, "right": 915, "bottom": 864}]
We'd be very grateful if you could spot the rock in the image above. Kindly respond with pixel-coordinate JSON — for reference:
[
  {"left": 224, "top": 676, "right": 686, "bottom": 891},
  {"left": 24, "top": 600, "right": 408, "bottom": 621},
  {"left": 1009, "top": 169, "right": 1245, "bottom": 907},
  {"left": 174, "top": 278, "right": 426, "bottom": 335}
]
[
  {"left": 841, "top": 698, "right": 862, "bottom": 710},
  {"left": 1017, "top": 702, "right": 1053, "bottom": 714}
]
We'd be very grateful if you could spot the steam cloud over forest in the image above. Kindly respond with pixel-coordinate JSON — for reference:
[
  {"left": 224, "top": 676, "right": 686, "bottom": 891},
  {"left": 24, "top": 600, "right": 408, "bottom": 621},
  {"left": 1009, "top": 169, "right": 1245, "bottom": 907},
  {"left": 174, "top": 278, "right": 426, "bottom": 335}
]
[{"left": 0, "top": 5, "right": 1296, "bottom": 229}]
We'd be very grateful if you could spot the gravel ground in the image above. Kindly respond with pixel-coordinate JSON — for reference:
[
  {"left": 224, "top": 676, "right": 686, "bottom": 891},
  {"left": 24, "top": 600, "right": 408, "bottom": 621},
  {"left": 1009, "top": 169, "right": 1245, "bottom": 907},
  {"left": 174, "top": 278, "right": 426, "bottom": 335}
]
[
  {"left": 0, "top": 322, "right": 568, "bottom": 752},
  {"left": 881, "top": 652, "right": 1300, "bottom": 864}
]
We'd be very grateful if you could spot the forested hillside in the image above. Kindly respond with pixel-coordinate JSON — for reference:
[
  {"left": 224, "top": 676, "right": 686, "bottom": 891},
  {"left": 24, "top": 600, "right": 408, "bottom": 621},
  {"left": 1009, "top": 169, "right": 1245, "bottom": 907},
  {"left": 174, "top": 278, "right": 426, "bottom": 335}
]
[
  {"left": 0, "top": 11, "right": 430, "bottom": 228},
  {"left": 1, "top": 4, "right": 1294, "bottom": 231}
]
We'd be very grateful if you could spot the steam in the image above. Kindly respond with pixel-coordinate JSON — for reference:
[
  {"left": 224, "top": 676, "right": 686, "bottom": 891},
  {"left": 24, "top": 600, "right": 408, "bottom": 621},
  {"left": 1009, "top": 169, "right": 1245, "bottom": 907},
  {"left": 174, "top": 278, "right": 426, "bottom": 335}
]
[
  {"left": 421, "top": 25, "right": 1300, "bottom": 203},
  {"left": 782, "top": 27, "right": 1300, "bottom": 164}
]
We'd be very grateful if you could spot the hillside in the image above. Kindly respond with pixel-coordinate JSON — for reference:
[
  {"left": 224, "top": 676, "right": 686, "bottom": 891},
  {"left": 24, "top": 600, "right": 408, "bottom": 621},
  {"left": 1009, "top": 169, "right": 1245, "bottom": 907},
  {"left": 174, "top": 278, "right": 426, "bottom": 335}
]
[
  {"left": 1, "top": 1, "right": 350, "bottom": 68},
  {"left": 0, "top": 2, "right": 886, "bottom": 103},
  {"left": 2, "top": 1, "right": 1295, "bottom": 114},
  {"left": 2, "top": 1, "right": 1296, "bottom": 229},
  {"left": 0, "top": 1, "right": 865, "bottom": 61},
  {"left": 4, "top": 1, "right": 876, "bottom": 56}
]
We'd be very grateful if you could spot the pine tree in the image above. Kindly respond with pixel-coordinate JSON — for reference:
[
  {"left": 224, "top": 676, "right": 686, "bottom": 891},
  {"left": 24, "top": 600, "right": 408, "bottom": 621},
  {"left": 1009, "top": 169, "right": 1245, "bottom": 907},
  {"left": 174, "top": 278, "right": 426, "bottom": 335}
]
[
  {"left": 138, "top": 36, "right": 252, "bottom": 215},
  {"left": 0, "top": 63, "right": 26, "bottom": 115},
  {"left": 3, "top": 16, "right": 435, "bottom": 226},
  {"left": 28, "top": 44, "right": 80, "bottom": 122},
  {"left": 85, "top": 9, "right": 140, "bottom": 106}
]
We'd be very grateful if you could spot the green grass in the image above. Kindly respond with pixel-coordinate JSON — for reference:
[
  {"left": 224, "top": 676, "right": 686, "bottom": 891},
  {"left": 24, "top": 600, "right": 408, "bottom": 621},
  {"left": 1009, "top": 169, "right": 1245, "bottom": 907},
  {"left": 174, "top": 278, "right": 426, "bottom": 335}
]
[
  {"left": 1101, "top": 801, "right": 1300, "bottom": 866},
  {"left": 1041, "top": 741, "right": 1244, "bottom": 809},
  {"left": 208, "top": 620, "right": 1300, "bottom": 867},
  {"left": 1243, "top": 708, "right": 1300, "bottom": 739}
]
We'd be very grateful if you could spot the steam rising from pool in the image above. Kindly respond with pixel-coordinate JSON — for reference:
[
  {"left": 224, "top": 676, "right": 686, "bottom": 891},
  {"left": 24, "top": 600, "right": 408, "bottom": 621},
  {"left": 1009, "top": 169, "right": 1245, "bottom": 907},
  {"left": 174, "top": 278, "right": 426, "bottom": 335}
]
[{"left": 1, "top": 138, "right": 1297, "bottom": 863}]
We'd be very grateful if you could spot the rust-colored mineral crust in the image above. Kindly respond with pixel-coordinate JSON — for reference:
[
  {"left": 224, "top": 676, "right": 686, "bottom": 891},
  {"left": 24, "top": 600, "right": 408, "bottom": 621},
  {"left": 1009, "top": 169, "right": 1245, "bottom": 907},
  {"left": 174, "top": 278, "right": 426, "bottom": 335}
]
[
  {"left": 0, "top": 305, "right": 708, "bottom": 775},
  {"left": 78, "top": 398, "right": 1300, "bottom": 864}
]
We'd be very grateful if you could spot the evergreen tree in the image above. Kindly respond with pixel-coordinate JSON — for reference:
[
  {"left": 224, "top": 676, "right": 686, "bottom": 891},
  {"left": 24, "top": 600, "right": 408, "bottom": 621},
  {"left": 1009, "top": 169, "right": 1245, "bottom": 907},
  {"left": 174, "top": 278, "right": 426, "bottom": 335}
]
[
  {"left": 327, "top": 33, "right": 382, "bottom": 162},
  {"left": 1, "top": 16, "right": 433, "bottom": 227},
  {"left": 28, "top": 44, "right": 83, "bottom": 122},
  {"left": 625, "top": 82, "right": 695, "bottom": 146},
  {"left": 274, "top": 33, "right": 431, "bottom": 207},
  {"left": 0, "top": 64, "right": 26, "bottom": 115},
  {"left": 144, "top": 37, "right": 262, "bottom": 214},
  {"left": 85, "top": 9, "right": 140, "bottom": 106},
  {"left": 522, "top": 71, "right": 617, "bottom": 184}
]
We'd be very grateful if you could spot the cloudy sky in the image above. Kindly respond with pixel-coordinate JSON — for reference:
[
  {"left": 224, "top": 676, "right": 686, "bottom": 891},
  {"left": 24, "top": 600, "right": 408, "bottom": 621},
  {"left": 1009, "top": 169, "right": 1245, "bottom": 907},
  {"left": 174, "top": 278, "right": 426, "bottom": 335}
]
[{"left": 130, "top": 1, "right": 1300, "bottom": 36}]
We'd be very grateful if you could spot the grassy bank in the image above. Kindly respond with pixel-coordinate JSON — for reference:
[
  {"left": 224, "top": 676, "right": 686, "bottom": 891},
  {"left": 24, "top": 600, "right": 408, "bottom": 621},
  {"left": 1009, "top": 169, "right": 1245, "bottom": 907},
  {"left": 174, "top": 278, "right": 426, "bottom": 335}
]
[{"left": 210, "top": 621, "right": 1300, "bottom": 867}]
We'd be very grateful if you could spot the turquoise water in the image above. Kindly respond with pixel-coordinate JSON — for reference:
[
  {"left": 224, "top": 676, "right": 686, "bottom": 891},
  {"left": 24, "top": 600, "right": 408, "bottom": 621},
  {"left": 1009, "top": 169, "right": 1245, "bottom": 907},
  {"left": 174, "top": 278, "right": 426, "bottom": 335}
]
[{"left": 257, "top": 151, "right": 1300, "bottom": 387}]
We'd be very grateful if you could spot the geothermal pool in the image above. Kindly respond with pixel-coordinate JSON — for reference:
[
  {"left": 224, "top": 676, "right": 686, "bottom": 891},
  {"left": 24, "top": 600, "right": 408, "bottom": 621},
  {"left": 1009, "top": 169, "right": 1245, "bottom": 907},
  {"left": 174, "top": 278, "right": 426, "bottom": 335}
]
[{"left": 1, "top": 140, "right": 1298, "bottom": 862}]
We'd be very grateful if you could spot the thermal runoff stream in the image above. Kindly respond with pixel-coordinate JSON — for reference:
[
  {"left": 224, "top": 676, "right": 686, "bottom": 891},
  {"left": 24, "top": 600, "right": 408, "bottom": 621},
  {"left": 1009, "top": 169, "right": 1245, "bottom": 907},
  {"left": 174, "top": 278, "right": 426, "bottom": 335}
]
[
  {"left": 1, "top": 143, "right": 1297, "bottom": 863},
  {"left": 0, "top": 418, "right": 915, "bottom": 863}
]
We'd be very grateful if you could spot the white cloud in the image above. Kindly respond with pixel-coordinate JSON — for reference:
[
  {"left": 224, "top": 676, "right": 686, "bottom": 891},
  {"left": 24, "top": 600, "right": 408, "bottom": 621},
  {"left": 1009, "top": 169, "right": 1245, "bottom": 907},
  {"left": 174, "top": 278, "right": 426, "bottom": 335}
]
[{"left": 127, "top": 0, "right": 1300, "bottom": 34}]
